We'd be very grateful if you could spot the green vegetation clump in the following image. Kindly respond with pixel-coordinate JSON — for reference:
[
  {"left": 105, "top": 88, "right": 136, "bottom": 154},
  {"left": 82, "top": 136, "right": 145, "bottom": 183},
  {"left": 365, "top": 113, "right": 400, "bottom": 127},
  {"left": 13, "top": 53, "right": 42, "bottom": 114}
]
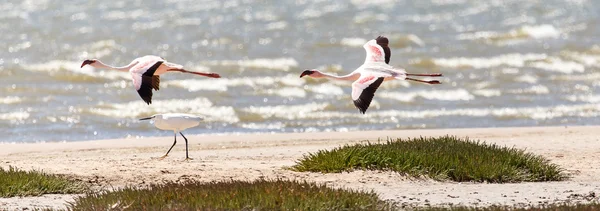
[
  {"left": 292, "top": 136, "right": 566, "bottom": 183},
  {"left": 0, "top": 166, "right": 86, "bottom": 197},
  {"left": 68, "top": 179, "right": 394, "bottom": 210}
]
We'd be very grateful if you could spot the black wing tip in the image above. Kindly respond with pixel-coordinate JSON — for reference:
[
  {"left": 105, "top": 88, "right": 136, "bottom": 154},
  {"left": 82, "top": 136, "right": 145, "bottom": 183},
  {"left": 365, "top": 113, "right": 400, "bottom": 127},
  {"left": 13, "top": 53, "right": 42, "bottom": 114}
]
[
  {"left": 353, "top": 100, "right": 368, "bottom": 114},
  {"left": 375, "top": 36, "right": 391, "bottom": 64},
  {"left": 376, "top": 36, "right": 389, "bottom": 45},
  {"left": 352, "top": 77, "right": 384, "bottom": 115},
  {"left": 137, "top": 87, "right": 153, "bottom": 105}
]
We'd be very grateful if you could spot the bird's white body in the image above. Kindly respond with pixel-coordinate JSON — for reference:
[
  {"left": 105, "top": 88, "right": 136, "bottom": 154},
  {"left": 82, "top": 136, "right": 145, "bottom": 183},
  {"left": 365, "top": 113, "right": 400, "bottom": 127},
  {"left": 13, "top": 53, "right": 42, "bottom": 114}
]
[
  {"left": 152, "top": 113, "right": 203, "bottom": 132},
  {"left": 300, "top": 36, "right": 442, "bottom": 114},
  {"left": 139, "top": 113, "right": 204, "bottom": 160},
  {"left": 81, "top": 55, "right": 220, "bottom": 105}
]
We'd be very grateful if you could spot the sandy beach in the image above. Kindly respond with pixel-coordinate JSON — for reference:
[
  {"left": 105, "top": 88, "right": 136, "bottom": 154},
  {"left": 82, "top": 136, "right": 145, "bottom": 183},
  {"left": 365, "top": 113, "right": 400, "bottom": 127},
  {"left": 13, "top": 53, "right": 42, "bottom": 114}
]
[{"left": 1, "top": 126, "right": 599, "bottom": 209}]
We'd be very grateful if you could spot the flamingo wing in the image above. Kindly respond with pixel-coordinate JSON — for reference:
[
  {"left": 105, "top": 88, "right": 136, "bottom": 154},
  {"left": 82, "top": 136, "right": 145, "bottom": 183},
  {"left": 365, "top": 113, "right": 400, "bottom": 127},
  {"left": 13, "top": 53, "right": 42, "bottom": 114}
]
[
  {"left": 351, "top": 74, "right": 385, "bottom": 114},
  {"left": 134, "top": 61, "right": 163, "bottom": 105},
  {"left": 363, "top": 36, "right": 391, "bottom": 64}
]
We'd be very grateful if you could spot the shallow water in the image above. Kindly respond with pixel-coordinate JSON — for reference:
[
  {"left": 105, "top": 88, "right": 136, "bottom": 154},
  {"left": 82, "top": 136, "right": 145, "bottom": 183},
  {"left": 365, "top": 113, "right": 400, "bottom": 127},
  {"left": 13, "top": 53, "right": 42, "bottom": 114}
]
[{"left": 1, "top": 0, "right": 599, "bottom": 143}]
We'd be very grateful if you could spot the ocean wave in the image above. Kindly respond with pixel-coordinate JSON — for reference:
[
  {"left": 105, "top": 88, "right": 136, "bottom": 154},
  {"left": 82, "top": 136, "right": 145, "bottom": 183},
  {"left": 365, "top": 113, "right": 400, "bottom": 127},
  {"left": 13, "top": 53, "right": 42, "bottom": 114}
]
[
  {"left": 164, "top": 74, "right": 305, "bottom": 92},
  {"left": 515, "top": 74, "right": 539, "bottom": 84},
  {"left": 21, "top": 60, "right": 130, "bottom": 80},
  {"left": 458, "top": 24, "right": 561, "bottom": 44},
  {"left": 340, "top": 37, "right": 367, "bottom": 47},
  {"left": 565, "top": 95, "right": 600, "bottom": 103},
  {"left": 240, "top": 122, "right": 286, "bottom": 130},
  {"left": 560, "top": 50, "right": 600, "bottom": 68},
  {"left": 305, "top": 83, "right": 345, "bottom": 96},
  {"left": 265, "top": 87, "right": 306, "bottom": 98},
  {"left": 368, "top": 103, "right": 600, "bottom": 120},
  {"left": 241, "top": 102, "right": 330, "bottom": 119},
  {"left": 472, "top": 89, "right": 502, "bottom": 97},
  {"left": 507, "top": 85, "right": 549, "bottom": 95},
  {"left": 412, "top": 53, "right": 547, "bottom": 69},
  {"left": 379, "top": 89, "right": 475, "bottom": 102},
  {"left": 87, "top": 98, "right": 239, "bottom": 123},
  {"left": 0, "top": 96, "right": 22, "bottom": 104},
  {"left": 203, "top": 58, "right": 298, "bottom": 71},
  {"left": 0, "top": 111, "right": 29, "bottom": 121},
  {"left": 240, "top": 102, "right": 600, "bottom": 121},
  {"left": 530, "top": 58, "right": 585, "bottom": 74}
]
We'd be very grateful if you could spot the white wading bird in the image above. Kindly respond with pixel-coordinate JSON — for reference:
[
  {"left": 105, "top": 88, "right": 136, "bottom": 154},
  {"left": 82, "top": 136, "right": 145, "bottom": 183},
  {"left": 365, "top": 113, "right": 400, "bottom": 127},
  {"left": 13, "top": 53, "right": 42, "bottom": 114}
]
[
  {"left": 139, "top": 113, "right": 203, "bottom": 161},
  {"left": 300, "top": 36, "right": 443, "bottom": 114},
  {"left": 81, "top": 55, "right": 221, "bottom": 105}
]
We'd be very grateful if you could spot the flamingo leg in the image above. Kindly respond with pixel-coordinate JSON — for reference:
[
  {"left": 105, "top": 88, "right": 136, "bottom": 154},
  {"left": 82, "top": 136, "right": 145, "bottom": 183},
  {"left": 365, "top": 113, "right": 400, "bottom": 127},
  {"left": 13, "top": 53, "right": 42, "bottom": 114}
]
[
  {"left": 160, "top": 132, "right": 178, "bottom": 159},
  {"left": 406, "top": 73, "right": 442, "bottom": 77},
  {"left": 168, "top": 69, "right": 221, "bottom": 78},
  {"left": 406, "top": 77, "right": 441, "bottom": 84},
  {"left": 180, "top": 132, "right": 193, "bottom": 161}
]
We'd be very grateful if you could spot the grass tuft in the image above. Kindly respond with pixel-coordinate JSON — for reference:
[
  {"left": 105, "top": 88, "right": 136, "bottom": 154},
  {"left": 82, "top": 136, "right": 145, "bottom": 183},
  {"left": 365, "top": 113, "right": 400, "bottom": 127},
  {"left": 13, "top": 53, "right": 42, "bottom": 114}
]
[
  {"left": 0, "top": 166, "right": 86, "bottom": 197},
  {"left": 67, "top": 179, "right": 394, "bottom": 210},
  {"left": 292, "top": 136, "right": 567, "bottom": 183}
]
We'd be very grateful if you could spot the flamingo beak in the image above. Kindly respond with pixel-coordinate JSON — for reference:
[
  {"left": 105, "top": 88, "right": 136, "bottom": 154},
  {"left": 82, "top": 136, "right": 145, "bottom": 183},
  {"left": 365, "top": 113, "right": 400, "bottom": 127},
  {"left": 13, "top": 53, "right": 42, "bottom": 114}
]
[
  {"left": 299, "top": 70, "right": 314, "bottom": 78},
  {"left": 81, "top": 60, "right": 94, "bottom": 68}
]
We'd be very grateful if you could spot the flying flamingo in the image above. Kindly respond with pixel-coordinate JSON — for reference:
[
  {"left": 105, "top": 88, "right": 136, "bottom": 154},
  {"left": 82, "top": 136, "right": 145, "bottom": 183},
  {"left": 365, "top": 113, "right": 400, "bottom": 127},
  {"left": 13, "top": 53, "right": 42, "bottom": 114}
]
[
  {"left": 81, "top": 55, "right": 221, "bottom": 105},
  {"left": 300, "top": 36, "right": 442, "bottom": 114},
  {"left": 139, "top": 113, "right": 203, "bottom": 161}
]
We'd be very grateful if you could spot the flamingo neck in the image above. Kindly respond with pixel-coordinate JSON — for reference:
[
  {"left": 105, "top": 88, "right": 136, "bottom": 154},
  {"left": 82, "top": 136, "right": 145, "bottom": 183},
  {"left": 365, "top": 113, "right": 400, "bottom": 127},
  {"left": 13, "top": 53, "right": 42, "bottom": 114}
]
[
  {"left": 92, "top": 60, "right": 136, "bottom": 72},
  {"left": 317, "top": 71, "right": 359, "bottom": 81}
]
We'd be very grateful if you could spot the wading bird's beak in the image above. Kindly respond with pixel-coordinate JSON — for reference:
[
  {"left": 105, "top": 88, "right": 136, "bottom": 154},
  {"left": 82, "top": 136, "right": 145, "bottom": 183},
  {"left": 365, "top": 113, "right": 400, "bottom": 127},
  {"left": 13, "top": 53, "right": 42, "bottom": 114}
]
[
  {"left": 299, "top": 70, "right": 314, "bottom": 78},
  {"left": 139, "top": 117, "right": 154, "bottom": 121},
  {"left": 81, "top": 60, "right": 95, "bottom": 68}
]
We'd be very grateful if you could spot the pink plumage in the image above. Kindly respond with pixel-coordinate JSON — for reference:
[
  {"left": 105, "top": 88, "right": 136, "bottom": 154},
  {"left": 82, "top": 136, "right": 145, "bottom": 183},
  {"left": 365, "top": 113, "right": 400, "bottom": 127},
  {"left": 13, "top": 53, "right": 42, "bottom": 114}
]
[{"left": 81, "top": 55, "right": 221, "bottom": 105}]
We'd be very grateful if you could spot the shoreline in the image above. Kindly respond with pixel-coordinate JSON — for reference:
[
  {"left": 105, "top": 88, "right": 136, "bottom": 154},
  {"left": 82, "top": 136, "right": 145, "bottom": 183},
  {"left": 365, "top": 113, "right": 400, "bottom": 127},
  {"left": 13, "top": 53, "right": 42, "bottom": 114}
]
[{"left": 1, "top": 126, "right": 599, "bottom": 209}]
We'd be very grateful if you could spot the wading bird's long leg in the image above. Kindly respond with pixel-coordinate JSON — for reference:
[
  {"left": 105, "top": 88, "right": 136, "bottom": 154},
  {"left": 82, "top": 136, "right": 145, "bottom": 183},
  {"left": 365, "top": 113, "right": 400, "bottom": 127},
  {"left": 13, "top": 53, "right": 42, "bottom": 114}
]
[
  {"left": 406, "top": 73, "right": 443, "bottom": 77},
  {"left": 161, "top": 132, "right": 178, "bottom": 159},
  {"left": 180, "top": 132, "right": 192, "bottom": 161},
  {"left": 406, "top": 77, "right": 441, "bottom": 84},
  {"left": 168, "top": 69, "right": 221, "bottom": 78}
]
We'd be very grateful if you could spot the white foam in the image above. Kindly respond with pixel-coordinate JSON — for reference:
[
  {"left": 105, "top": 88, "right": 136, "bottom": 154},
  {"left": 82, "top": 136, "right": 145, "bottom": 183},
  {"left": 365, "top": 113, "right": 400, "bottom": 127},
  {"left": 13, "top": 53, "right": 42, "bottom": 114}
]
[
  {"left": 432, "top": 53, "right": 547, "bottom": 69},
  {"left": 0, "top": 96, "right": 22, "bottom": 104},
  {"left": 507, "top": 85, "right": 550, "bottom": 95},
  {"left": 305, "top": 83, "right": 345, "bottom": 96},
  {"left": 102, "top": 9, "right": 146, "bottom": 20},
  {"left": 0, "top": 111, "right": 29, "bottom": 121},
  {"left": 457, "top": 24, "right": 561, "bottom": 43},
  {"left": 561, "top": 51, "right": 600, "bottom": 68},
  {"left": 174, "top": 18, "right": 202, "bottom": 26},
  {"left": 204, "top": 58, "right": 298, "bottom": 71},
  {"left": 163, "top": 79, "right": 228, "bottom": 92},
  {"left": 164, "top": 74, "right": 305, "bottom": 92},
  {"left": 530, "top": 58, "right": 585, "bottom": 74},
  {"left": 21, "top": 60, "right": 130, "bottom": 80},
  {"left": 520, "top": 25, "right": 561, "bottom": 39},
  {"left": 515, "top": 74, "right": 539, "bottom": 84},
  {"left": 132, "top": 20, "right": 165, "bottom": 31},
  {"left": 472, "top": 89, "right": 502, "bottom": 97},
  {"left": 379, "top": 89, "right": 475, "bottom": 102},
  {"left": 242, "top": 103, "right": 329, "bottom": 119},
  {"left": 240, "top": 122, "right": 286, "bottom": 130},
  {"left": 340, "top": 37, "right": 367, "bottom": 47},
  {"left": 89, "top": 98, "right": 239, "bottom": 123},
  {"left": 267, "top": 87, "right": 306, "bottom": 98},
  {"left": 266, "top": 21, "right": 288, "bottom": 30},
  {"left": 371, "top": 103, "right": 600, "bottom": 120},
  {"left": 565, "top": 95, "right": 600, "bottom": 103}
]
